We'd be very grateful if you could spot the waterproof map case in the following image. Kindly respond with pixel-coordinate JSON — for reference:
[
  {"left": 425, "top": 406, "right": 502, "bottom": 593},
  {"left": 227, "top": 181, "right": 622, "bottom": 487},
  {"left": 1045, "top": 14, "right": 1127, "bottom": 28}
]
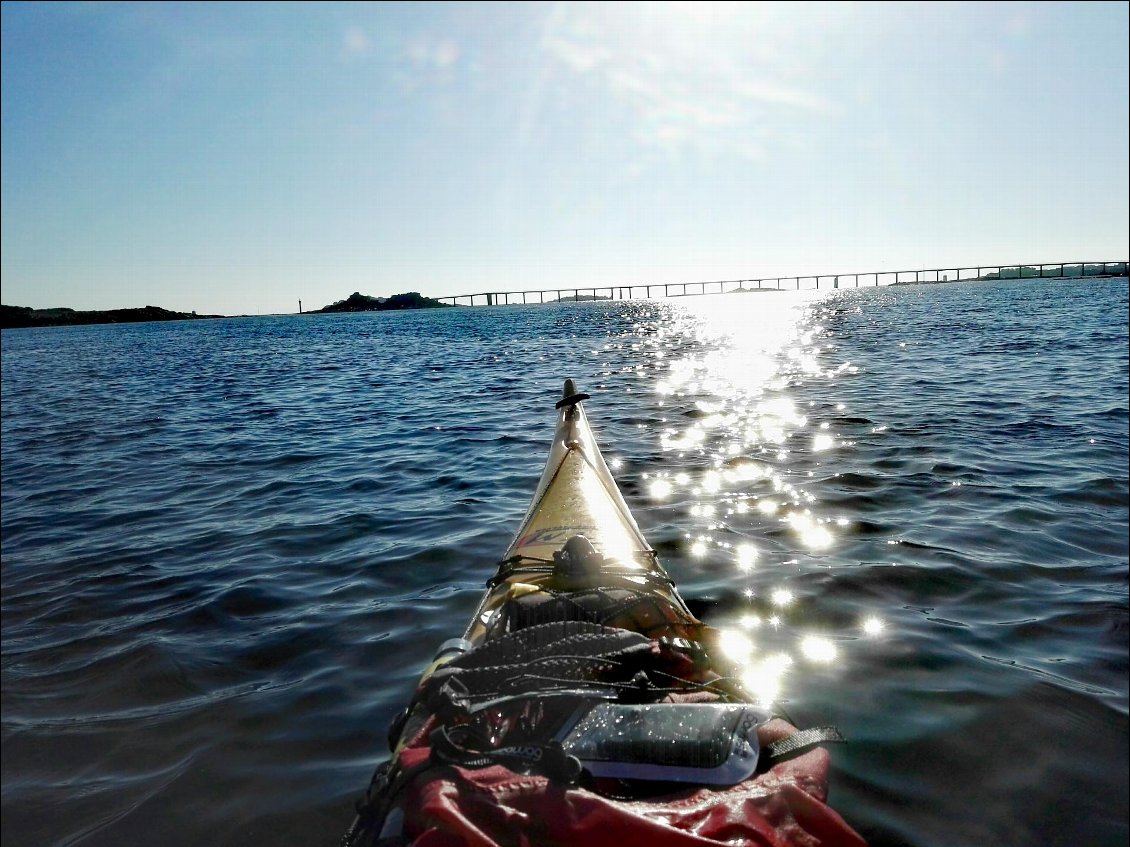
[{"left": 557, "top": 703, "right": 770, "bottom": 785}]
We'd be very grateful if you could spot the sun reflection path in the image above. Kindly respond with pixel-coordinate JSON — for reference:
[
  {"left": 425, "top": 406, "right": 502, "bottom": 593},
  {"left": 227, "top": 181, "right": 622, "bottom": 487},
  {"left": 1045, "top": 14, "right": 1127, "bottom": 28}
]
[{"left": 634, "top": 292, "right": 885, "bottom": 706}]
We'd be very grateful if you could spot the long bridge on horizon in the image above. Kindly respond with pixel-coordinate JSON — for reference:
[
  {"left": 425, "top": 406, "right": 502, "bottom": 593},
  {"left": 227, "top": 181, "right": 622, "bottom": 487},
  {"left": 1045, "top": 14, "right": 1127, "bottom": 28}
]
[{"left": 434, "top": 260, "right": 1128, "bottom": 307}]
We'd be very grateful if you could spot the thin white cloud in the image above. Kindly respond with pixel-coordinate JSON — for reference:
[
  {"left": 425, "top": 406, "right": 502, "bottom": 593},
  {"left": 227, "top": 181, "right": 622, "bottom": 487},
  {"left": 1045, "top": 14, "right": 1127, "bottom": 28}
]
[
  {"left": 544, "top": 33, "right": 611, "bottom": 74},
  {"left": 342, "top": 26, "right": 372, "bottom": 58},
  {"left": 405, "top": 35, "right": 461, "bottom": 69},
  {"left": 734, "top": 79, "right": 830, "bottom": 113},
  {"left": 540, "top": 5, "right": 828, "bottom": 163}
]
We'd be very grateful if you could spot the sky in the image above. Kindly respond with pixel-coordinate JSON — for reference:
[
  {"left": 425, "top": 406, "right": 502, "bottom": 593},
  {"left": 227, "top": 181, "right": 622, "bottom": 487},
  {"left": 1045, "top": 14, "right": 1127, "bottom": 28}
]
[{"left": 1, "top": 1, "right": 1127, "bottom": 316}]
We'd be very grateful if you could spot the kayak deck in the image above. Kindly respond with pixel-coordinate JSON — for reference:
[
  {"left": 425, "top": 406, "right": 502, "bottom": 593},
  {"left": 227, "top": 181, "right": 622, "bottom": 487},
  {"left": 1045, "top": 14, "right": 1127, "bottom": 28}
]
[{"left": 463, "top": 379, "right": 698, "bottom": 646}]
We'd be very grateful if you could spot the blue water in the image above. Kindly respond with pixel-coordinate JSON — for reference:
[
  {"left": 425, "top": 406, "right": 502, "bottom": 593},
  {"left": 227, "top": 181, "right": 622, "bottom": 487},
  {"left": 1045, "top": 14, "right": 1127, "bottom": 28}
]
[{"left": 2, "top": 277, "right": 1127, "bottom": 847}]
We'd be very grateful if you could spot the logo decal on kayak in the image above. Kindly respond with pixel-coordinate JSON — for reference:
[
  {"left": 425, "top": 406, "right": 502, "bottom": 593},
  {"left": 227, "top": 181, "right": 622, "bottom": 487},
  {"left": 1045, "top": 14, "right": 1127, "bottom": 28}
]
[
  {"left": 495, "top": 744, "right": 543, "bottom": 762},
  {"left": 515, "top": 526, "right": 596, "bottom": 550}
]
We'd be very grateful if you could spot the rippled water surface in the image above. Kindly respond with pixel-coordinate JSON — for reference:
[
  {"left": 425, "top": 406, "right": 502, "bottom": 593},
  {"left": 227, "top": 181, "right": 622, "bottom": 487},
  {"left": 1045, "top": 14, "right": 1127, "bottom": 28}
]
[{"left": 3, "top": 277, "right": 1127, "bottom": 847}]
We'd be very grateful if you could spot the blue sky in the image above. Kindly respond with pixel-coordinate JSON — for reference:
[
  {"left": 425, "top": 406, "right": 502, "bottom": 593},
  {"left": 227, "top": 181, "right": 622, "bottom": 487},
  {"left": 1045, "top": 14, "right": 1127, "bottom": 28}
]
[{"left": 2, "top": 1, "right": 1127, "bottom": 316}]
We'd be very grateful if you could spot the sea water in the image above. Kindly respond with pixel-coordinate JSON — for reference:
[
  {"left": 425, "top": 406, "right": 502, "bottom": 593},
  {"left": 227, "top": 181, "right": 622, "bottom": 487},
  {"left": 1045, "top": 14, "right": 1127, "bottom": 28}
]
[{"left": 2, "top": 276, "right": 1126, "bottom": 846}]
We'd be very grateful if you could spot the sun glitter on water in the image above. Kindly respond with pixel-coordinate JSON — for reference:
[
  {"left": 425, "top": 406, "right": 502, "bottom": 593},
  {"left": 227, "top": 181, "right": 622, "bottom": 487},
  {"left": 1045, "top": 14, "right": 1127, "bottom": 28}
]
[{"left": 641, "top": 291, "right": 884, "bottom": 706}]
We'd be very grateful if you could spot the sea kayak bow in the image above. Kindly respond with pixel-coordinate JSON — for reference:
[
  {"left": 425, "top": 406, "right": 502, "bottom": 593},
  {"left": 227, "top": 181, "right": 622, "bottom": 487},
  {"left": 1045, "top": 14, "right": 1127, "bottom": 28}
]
[{"left": 344, "top": 381, "right": 866, "bottom": 847}]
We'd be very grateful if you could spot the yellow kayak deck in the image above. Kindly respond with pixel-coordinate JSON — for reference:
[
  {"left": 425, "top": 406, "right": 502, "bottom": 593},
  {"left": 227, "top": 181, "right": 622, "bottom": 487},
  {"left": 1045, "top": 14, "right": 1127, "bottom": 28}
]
[{"left": 463, "top": 380, "right": 699, "bottom": 645}]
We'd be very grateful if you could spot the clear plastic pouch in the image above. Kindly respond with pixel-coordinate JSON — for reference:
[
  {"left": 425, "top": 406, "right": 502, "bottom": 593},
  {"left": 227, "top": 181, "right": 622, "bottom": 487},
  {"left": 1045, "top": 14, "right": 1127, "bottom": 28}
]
[{"left": 558, "top": 702, "right": 771, "bottom": 785}]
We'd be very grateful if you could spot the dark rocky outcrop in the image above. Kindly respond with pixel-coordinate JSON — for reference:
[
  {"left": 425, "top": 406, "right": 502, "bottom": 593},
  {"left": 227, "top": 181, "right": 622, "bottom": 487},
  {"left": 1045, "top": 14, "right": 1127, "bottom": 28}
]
[{"left": 315, "top": 292, "right": 452, "bottom": 312}]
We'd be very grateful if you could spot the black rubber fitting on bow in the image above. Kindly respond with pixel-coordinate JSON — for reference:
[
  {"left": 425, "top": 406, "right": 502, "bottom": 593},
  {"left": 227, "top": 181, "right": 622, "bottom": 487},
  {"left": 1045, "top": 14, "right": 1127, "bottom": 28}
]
[{"left": 555, "top": 392, "right": 590, "bottom": 409}]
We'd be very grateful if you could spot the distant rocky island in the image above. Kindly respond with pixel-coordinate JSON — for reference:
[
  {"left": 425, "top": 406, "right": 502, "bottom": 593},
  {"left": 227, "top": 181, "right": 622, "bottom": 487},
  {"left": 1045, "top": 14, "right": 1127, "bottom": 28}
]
[
  {"left": 1, "top": 304, "right": 223, "bottom": 329},
  {"left": 554, "top": 294, "right": 611, "bottom": 302},
  {"left": 315, "top": 292, "right": 452, "bottom": 313}
]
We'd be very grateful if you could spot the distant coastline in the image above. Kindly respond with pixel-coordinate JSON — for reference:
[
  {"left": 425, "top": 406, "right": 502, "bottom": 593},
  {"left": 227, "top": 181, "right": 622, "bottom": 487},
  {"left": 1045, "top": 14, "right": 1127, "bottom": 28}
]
[
  {"left": 891, "top": 263, "right": 1128, "bottom": 286},
  {"left": 0, "top": 304, "right": 224, "bottom": 330},
  {"left": 6, "top": 266, "right": 1126, "bottom": 329},
  {"left": 1, "top": 291, "right": 452, "bottom": 329}
]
